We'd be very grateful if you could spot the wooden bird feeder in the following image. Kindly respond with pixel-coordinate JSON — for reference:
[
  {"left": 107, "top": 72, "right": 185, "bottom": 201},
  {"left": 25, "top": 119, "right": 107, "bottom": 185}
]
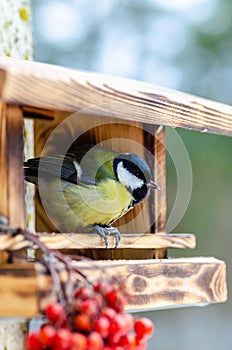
[{"left": 0, "top": 57, "right": 228, "bottom": 317}]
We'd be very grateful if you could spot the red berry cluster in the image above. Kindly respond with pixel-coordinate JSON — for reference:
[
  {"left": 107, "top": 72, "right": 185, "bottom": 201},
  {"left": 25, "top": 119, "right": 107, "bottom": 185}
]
[{"left": 26, "top": 282, "right": 154, "bottom": 350}]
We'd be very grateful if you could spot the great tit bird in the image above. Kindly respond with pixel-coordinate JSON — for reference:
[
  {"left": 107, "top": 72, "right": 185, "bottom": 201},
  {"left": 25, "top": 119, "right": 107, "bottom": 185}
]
[{"left": 24, "top": 145, "right": 160, "bottom": 247}]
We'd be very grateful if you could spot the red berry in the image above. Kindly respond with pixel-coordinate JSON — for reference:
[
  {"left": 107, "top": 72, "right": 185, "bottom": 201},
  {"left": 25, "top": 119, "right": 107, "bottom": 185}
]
[
  {"left": 135, "top": 337, "right": 147, "bottom": 350},
  {"left": 106, "top": 331, "right": 121, "bottom": 345},
  {"left": 71, "top": 332, "right": 87, "bottom": 350},
  {"left": 93, "top": 282, "right": 104, "bottom": 292},
  {"left": 101, "top": 307, "right": 117, "bottom": 321},
  {"left": 54, "top": 328, "right": 72, "bottom": 349},
  {"left": 105, "top": 289, "right": 118, "bottom": 307},
  {"left": 118, "top": 313, "right": 134, "bottom": 333},
  {"left": 119, "top": 333, "right": 136, "bottom": 348},
  {"left": 75, "top": 287, "right": 92, "bottom": 300},
  {"left": 26, "top": 332, "right": 42, "bottom": 350},
  {"left": 95, "top": 282, "right": 113, "bottom": 294},
  {"left": 87, "top": 331, "right": 104, "bottom": 350},
  {"left": 109, "top": 314, "right": 130, "bottom": 336},
  {"left": 39, "top": 325, "right": 56, "bottom": 347},
  {"left": 134, "top": 318, "right": 154, "bottom": 340},
  {"left": 105, "top": 289, "right": 125, "bottom": 312},
  {"left": 93, "top": 316, "right": 110, "bottom": 338},
  {"left": 45, "top": 302, "right": 67, "bottom": 327},
  {"left": 76, "top": 298, "right": 98, "bottom": 317},
  {"left": 74, "top": 313, "right": 91, "bottom": 333}
]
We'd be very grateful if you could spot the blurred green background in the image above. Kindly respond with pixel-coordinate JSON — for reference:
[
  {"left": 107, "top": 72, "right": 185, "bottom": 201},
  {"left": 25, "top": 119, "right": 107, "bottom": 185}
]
[{"left": 31, "top": 0, "right": 232, "bottom": 349}]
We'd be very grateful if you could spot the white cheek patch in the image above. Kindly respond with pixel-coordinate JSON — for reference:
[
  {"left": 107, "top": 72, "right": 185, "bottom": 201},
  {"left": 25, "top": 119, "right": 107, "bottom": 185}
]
[
  {"left": 73, "top": 160, "right": 82, "bottom": 180},
  {"left": 117, "top": 161, "right": 144, "bottom": 191}
]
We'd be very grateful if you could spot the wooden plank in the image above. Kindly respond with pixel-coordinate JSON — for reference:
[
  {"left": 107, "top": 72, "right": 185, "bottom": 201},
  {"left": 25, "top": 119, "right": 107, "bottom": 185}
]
[
  {"left": 143, "top": 124, "right": 167, "bottom": 258},
  {"left": 154, "top": 126, "right": 166, "bottom": 258},
  {"left": 143, "top": 125, "right": 166, "bottom": 233},
  {"left": 0, "top": 103, "right": 25, "bottom": 228},
  {"left": 39, "top": 233, "right": 196, "bottom": 249},
  {"left": 0, "top": 103, "right": 9, "bottom": 263},
  {"left": 1, "top": 57, "right": 232, "bottom": 135},
  {"left": 0, "top": 233, "right": 196, "bottom": 250},
  {"left": 0, "top": 264, "right": 38, "bottom": 317},
  {"left": 0, "top": 104, "right": 25, "bottom": 262},
  {"left": 0, "top": 102, "right": 8, "bottom": 219},
  {"left": 22, "top": 105, "right": 55, "bottom": 120},
  {"left": 0, "top": 257, "right": 227, "bottom": 316},
  {"left": 0, "top": 68, "right": 6, "bottom": 96},
  {"left": 154, "top": 126, "right": 166, "bottom": 232},
  {"left": 6, "top": 104, "right": 25, "bottom": 228},
  {"left": 71, "top": 258, "right": 228, "bottom": 310}
]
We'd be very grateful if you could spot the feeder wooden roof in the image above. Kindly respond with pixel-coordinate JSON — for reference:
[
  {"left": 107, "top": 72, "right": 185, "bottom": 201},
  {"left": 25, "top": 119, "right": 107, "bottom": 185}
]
[{"left": 0, "top": 57, "right": 232, "bottom": 135}]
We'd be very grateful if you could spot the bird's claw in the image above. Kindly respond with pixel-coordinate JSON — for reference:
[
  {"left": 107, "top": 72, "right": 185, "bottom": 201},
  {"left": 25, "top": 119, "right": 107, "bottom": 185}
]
[{"left": 93, "top": 225, "right": 121, "bottom": 249}]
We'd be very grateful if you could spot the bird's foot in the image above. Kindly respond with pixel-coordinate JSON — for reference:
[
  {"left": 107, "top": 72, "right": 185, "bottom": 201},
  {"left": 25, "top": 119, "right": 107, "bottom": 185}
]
[{"left": 93, "top": 225, "right": 121, "bottom": 249}]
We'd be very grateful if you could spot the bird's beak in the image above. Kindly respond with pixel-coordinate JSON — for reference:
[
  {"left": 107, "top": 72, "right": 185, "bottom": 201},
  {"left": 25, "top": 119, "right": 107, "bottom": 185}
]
[{"left": 148, "top": 180, "right": 160, "bottom": 190}]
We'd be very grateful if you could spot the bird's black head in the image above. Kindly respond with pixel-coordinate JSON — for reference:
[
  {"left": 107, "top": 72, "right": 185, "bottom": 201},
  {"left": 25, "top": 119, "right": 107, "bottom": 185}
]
[{"left": 113, "top": 153, "right": 160, "bottom": 205}]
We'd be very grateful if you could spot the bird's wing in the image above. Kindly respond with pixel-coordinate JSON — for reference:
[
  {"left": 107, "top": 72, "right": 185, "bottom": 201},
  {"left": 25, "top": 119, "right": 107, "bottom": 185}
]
[
  {"left": 24, "top": 154, "right": 96, "bottom": 186},
  {"left": 72, "top": 145, "right": 119, "bottom": 183},
  {"left": 24, "top": 145, "right": 120, "bottom": 186}
]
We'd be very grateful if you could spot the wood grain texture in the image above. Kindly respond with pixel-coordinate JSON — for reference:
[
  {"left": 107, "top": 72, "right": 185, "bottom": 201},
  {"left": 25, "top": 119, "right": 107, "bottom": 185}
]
[
  {"left": 0, "top": 103, "right": 25, "bottom": 227},
  {"left": 1, "top": 57, "right": 232, "bottom": 135},
  {"left": 143, "top": 125, "right": 167, "bottom": 259},
  {"left": 0, "top": 104, "right": 25, "bottom": 263},
  {"left": 0, "top": 233, "right": 196, "bottom": 250},
  {"left": 23, "top": 106, "right": 55, "bottom": 120},
  {"left": 36, "top": 258, "right": 228, "bottom": 312},
  {"left": 0, "top": 258, "right": 227, "bottom": 316},
  {"left": 0, "top": 103, "right": 8, "bottom": 263},
  {"left": 0, "top": 69, "right": 6, "bottom": 97},
  {"left": 154, "top": 126, "right": 166, "bottom": 232},
  {"left": 0, "top": 103, "right": 8, "bottom": 219},
  {"left": 0, "top": 264, "right": 38, "bottom": 317},
  {"left": 154, "top": 126, "right": 166, "bottom": 258},
  {"left": 6, "top": 104, "right": 25, "bottom": 228}
]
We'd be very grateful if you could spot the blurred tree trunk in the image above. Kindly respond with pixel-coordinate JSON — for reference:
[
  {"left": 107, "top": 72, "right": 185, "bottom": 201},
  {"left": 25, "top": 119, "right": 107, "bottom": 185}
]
[{"left": 0, "top": 1, "right": 34, "bottom": 349}]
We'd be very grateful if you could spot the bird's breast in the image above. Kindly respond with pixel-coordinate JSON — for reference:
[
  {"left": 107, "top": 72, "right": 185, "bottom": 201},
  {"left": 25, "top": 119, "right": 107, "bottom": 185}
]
[{"left": 62, "top": 179, "right": 133, "bottom": 227}]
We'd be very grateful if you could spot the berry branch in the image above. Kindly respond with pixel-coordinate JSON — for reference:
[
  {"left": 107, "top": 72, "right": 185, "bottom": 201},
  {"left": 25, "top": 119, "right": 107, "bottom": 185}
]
[{"left": 0, "top": 216, "right": 155, "bottom": 349}]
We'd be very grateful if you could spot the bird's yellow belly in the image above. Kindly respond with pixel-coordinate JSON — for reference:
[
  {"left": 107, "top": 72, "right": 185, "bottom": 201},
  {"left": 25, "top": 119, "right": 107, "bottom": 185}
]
[{"left": 43, "top": 179, "right": 133, "bottom": 232}]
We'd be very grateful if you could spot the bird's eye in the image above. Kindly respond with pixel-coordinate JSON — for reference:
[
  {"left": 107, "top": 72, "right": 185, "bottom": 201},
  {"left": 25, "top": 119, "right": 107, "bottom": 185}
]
[{"left": 134, "top": 169, "right": 143, "bottom": 178}]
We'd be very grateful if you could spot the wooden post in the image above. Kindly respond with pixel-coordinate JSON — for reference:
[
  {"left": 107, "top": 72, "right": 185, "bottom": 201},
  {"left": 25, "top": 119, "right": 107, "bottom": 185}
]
[
  {"left": 143, "top": 125, "right": 167, "bottom": 258},
  {"left": 0, "top": 102, "right": 26, "bottom": 258},
  {"left": 0, "top": 104, "right": 25, "bottom": 227},
  {"left": 0, "top": 102, "right": 9, "bottom": 264}
]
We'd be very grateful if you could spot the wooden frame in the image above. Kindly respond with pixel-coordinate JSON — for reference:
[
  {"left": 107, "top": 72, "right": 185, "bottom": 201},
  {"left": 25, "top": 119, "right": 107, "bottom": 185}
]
[
  {"left": 0, "top": 57, "right": 229, "bottom": 313},
  {"left": 0, "top": 258, "right": 227, "bottom": 317}
]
